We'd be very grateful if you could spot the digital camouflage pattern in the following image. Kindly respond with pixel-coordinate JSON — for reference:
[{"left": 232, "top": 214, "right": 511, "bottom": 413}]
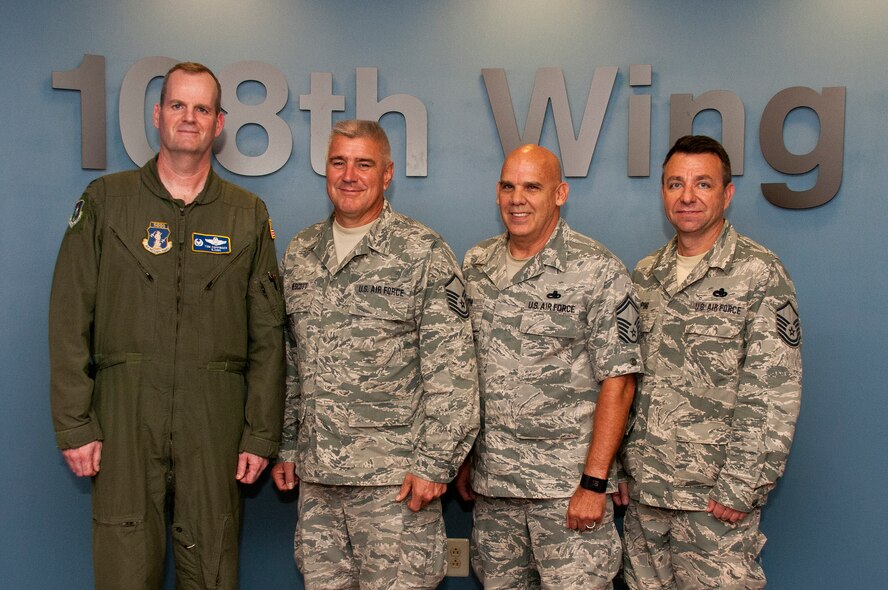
[
  {"left": 472, "top": 495, "right": 621, "bottom": 589},
  {"left": 622, "top": 502, "right": 766, "bottom": 590},
  {"left": 463, "top": 219, "right": 641, "bottom": 498},
  {"left": 295, "top": 483, "right": 446, "bottom": 590},
  {"left": 279, "top": 200, "right": 479, "bottom": 485},
  {"left": 621, "top": 222, "right": 802, "bottom": 513}
]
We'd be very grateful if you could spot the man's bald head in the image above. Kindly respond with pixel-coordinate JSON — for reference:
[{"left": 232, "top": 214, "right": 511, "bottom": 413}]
[{"left": 496, "top": 144, "right": 569, "bottom": 258}]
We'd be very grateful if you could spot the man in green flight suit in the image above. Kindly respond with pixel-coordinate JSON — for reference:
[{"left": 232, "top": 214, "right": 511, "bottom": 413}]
[{"left": 49, "top": 62, "right": 285, "bottom": 589}]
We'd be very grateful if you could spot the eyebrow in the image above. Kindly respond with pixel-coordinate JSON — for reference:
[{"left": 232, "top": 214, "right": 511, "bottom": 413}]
[
  {"left": 666, "top": 174, "right": 714, "bottom": 183},
  {"left": 498, "top": 180, "right": 542, "bottom": 188}
]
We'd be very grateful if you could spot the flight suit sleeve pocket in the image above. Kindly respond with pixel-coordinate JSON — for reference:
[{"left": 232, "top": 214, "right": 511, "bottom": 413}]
[{"left": 255, "top": 273, "right": 286, "bottom": 326}]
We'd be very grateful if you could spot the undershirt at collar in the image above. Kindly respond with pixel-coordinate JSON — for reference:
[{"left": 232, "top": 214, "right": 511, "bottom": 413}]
[
  {"left": 505, "top": 246, "right": 532, "bottom": 282},
  {"left": 333, "top": 218, "right": 375, "bottom": 264},
  {"left": 676, "top": 252, "right": 707, "bottom": 285}
]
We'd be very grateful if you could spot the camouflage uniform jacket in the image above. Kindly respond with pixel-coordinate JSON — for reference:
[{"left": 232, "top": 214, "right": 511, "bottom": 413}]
[
  {"left": 622, "top": 222, "right": 802, "bottom": 513},
  {"left": 463, "top": 219, "right": 642, "bottom": 499},
  {"left": 280, "top": 200, "right": 479, "bottom": 486}
]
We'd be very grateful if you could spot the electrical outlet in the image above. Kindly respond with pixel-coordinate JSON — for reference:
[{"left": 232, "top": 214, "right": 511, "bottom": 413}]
[{"left": 446, "top": 537, "right": 470, "bottom": 577}]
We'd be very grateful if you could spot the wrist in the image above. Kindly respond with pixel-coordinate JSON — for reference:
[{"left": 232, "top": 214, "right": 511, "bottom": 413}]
[{"left": 579, "top": 473, "right": 608, "bottom": 494}]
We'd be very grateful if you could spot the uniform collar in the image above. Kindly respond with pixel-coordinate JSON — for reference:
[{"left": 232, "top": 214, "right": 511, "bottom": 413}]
[
  {"left": 650, "top": 221, "right": 738, "bottom": 295},
  {"left": 140, "top": 155, "right": 221, "bottom": 206},
  {"left": 474, "top": 217, "right": 570, "bottom": 291},
  {"left": 312, "top": 199, "right": 394, "bottom": 273}
]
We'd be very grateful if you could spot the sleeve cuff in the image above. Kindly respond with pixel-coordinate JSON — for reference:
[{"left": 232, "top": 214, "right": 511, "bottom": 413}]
[
  {"left": 239, "top": 432, "right": 279, "bottom": 458},
  {"left": 55, "top": 421, "right": 103, "bottom": 450}
]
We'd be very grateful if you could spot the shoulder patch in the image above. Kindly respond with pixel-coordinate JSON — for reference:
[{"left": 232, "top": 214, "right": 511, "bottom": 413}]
[
  {"left": 776, "top": 301, "right": 801, "bottom": 347},
  {"left": 616, "top": 295, "right": 640, "bottom": 344},
  {"left": 444, "top": 274, "right": 470, "bottom": 319},
  {"left": 268, "top": 218, "right": 276, "bottom": 240},
  {"left": 67, "top": 199, "right": 84, "bottom": 229}
]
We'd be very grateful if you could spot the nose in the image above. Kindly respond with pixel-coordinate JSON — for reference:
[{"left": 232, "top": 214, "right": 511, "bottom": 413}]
[
  {"left": 678, "top": 184, "right": 695, "bottom": 204},
  {"left": 341, "top": 162, "right": 357, "bottom": 182},
  {"left": 508, "top": 188, "right": 527, "bottom": 205}
]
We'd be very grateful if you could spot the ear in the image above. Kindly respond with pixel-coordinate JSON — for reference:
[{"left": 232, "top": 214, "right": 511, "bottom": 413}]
[
  {"left": 152, "top": 103, "right": 160, "bottom": 129},
  {"left": 214, "top": 111, "right": 225, "bottom": 138},
  {"left": 382, "top": 160, "right": 394, "bottom": 190},
  {"left": 723, "top": 182, "right": 735, "bottom": 209},
  {"left": 555, "top": 182, "right": 569, "bottom": 206}
]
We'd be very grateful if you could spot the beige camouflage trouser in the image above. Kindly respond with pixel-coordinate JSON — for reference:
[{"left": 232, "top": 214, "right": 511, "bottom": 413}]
[
  {"left": 471, "top": 495, "right": 621, "bottom": 589},
  {"left": 294, "top": 482, "right": 446, "bottom": 589},
  {"left": 622, "top": 502, "right": 767, "bottom": 590}
]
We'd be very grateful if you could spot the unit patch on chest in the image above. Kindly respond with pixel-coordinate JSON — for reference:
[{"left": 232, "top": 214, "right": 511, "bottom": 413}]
[{"left": 142, "top": 221, "right": 172, "bottom": 255}]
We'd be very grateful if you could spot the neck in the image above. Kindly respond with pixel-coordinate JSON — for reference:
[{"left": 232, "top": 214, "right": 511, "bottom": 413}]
[
  {"left": 508, "top": 220, "right": 558, "bottom": 260},
  {"left": 676, "top": 220, "right": 724, "bottom": 256},
  {"left": 156, "top": 151, "right": 212, "bottom": 204}
]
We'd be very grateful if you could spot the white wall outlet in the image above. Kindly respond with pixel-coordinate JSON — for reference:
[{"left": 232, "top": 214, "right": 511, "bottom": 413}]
[{"left": 446, "top": 537, "right": 470, "bottom": 577}]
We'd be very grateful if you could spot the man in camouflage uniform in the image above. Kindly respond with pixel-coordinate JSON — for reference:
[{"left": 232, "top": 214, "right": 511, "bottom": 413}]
[
  {"left": 272, "top": 120, "right": 479, "bottom": 589},
  {"left": 455, "top": 144, "right": 640, "bottom": 589},
  {"left": 49, "top": 62, "right": 285, "bottom": 589},
  {"left": 617, "top": 135, "right": 803, "bottom": 589}
]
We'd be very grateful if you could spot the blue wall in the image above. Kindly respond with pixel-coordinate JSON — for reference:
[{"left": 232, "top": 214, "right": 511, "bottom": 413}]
[{"left": 2, "top": 1, "right": 886, "bottom": 587}]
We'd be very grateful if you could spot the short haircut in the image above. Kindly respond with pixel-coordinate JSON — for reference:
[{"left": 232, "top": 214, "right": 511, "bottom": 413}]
[
  {"left": 159, "top": 62, "right": 222, "bottom": 114},
  {"left": 328, "top": 120, "right": 391, "bottom": 163},
  {"left": 662, "top": 135, "right": 732, "bottom": 186}
]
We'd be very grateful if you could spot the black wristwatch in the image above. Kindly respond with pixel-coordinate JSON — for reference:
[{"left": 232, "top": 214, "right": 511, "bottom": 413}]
[{"left": 579, "top": 473, "right": 608, "bottom": 493}]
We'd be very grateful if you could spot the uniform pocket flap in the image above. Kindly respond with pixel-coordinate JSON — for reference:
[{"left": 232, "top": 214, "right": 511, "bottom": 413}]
[
  {"left": 286, "top": 288, "right": 313, "bottom": 313},
  {"left": 684, "top": 318, "right": 743, "bottom": 338},
  {"left": 94, "top": 352, "right": 144, "bottom": 371},
  {"left": 514, "top": 416, "right": 579, "bottom": 440},
  {"left": 207, "top": 360, "right": 247, "bottom": 373},
  {"left": 347, "top": 400, "right": 414, "bottom": 427},
  {"left": 349, "top": 288, "right": 410, "bottom": 321},
  {"left": 519, "top": 312, "right": 579, "bottom": 339},
  {"left": 674, "top": 420, "right": 732, "bottom": 445}
]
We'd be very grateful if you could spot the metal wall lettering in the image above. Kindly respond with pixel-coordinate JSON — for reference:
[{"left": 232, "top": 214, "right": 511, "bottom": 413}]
[
  {"left": 760, "top": 86, "right": 846, "bottom": 209},
  {"left": 51, "top": 55, "right": 847, "bottom": 208}
]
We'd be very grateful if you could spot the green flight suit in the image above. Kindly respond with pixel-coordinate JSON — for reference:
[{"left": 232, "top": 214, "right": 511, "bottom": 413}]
[{"left": 49, "top": 157, "right": 285, "bottom": 590}]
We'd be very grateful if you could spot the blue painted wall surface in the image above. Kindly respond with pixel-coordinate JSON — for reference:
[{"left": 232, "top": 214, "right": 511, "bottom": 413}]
[{"left": 2, "top": 1, "right": 886, "bottom": 587}]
